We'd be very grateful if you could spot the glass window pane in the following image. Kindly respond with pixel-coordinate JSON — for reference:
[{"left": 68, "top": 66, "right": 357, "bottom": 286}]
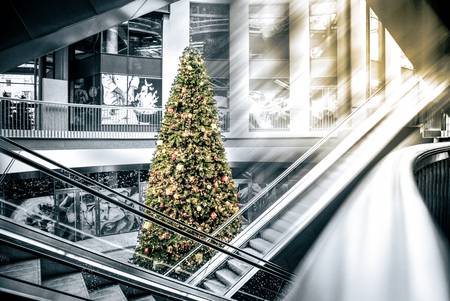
[
  {"left": 73, "top": 34, "right": 101, "bottom": 60},
  {"left": 190, "top": 3, "right": 230, "bottom": 60},
  {"left": 127, "top": 76, "right": 162, "bottom": 108},
  {"left": 249, "top": 4, "right": 289, "bottom": 59},
  {"left": 249, "top": 79, "right": 290, "bottom": 130},
  {"left": 129, "top": 14, "right": 163, "bottom": 58},
  {"left": 102, "top": 23, "right": 129, "bottom": 55}
]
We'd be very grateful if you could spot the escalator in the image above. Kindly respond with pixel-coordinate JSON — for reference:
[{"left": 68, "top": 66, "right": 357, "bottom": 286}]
[
  {"left": 0, "top": 218, "right": 224, "bottom": 301},
  {"left": 180, "top": 68, "right": 449, "bottom": 298},
  {"left": 0, "top": 135, "right": 294, "bottom": 301},
  {"left": 0, "top": 65, "right": 448, "bottom": 300}
]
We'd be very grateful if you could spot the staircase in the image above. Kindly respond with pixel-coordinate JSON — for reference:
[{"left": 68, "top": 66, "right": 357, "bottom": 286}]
[
  {"left": 197, "top": 154, "right": 355, "bottom": 296},
  {"left": 0, "top": 243, "right": 165, "bottom": 301}
]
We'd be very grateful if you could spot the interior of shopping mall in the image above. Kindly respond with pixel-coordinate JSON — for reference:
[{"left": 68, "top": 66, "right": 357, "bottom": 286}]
[{"left": 0, "top": 0, "right": 449, "bottom": 300}]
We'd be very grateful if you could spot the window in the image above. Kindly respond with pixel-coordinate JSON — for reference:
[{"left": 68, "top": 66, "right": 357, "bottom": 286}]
[
  {"left": 190, "top": 3, "right": 230, "bottom": 131},
  {"left": 249, "top": 4, "right": 289, "bottom": 59},
  {"left": 73, "top": 75, "right": 101, "bottom": 105},
  {"left": 73, "top": 34, "right": 101, "bottom": 60},
  {"left": 249, "top": 2, "right": 290, "bottom": 131},
  {"left": 190, "top": 3, "right": 230, "bottom": 60},
  {"left": 249, "top": 79, "right": 290, "bottom": 130},
  {"left": 102, "top": 23, "right": 129, "bottom": 55},
  {"left": 100, "top": 13, "right": 163, "bottom": 58},
  {"left": 100, "top": 73, "right": 162, "bottom": 125},
  {"left": 309, "top": 0, "right": 337, "bottom": 131},
  {"left": 129, "top": 14, "right": 163, "bottom": 58}
]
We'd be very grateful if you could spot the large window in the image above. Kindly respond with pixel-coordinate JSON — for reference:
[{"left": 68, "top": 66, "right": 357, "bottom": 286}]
[
  {"left": 190, "top": 2, "right": 230, "bottom": 131},
  {"left": 249, "top": 2, "right": 290, "bottom": 131},
  {"left": 129, "top": 15, "right": 163, "bottom": 58},
  {"left": 100, "top": 74, "right": 162, "bottom": 125},
  {"left": 249, "top": 4, "right": 289, "bottom": 59},
  {"left": 101, "top": 13, "right": 163, "bottom": 59},
  {"left": 190, "top": 3, "right": 230, "bottom": 60},
  {"left": 309, "top": 0, "right": 337, "bottom": 131},
  {"left": 0, "top": 61, "right": 39, "bottom": 100}
]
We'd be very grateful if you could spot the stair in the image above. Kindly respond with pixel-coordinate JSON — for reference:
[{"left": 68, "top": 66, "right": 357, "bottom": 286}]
[
  {"left": 43, "top": 272, "right": 89, "bottom": 298},
  {"left": 89, "top": 285, "right": 128, "bottom": 301},
  {"left": 215, "top": 269, "right": 239, "bottom": 286},
  {"left": 260, "top": 228, "right": 282, "bottom": 243},
  {"left": 0, "top": 248, "right": 159, "bottom": 301},
  {"left": 227, "top": 259, "right": 251, "bottom": 275},
  {"left": 248, "top": 238, "right": 272, "bottom": 254},
  {"left": 130, "top": 295, "right": 157, "bottom": 301},
  {"left": 0, "top": 258, "right": 41, "bottom": 284},
  {"left": 203, "top": 279, "right": 227, "bottom": 294}
]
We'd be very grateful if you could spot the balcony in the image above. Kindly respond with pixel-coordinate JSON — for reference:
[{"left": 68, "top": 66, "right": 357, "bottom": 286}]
[{"left": 0, "top": 97, "right": 233, "bottom": 139}]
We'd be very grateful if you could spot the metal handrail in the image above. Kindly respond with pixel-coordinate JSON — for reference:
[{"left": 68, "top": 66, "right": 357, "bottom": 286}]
[
  {"left": 0, "top": 143, "right": 293, "bottom": 282},
  {"left": 0, "top": 96, "right": 162, "bottom": 110}
]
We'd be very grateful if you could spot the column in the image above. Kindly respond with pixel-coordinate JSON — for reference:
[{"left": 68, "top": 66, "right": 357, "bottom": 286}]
[
  {"left": 350, "top": 0, "right": 368, "bottom": 109},
  {"left": 289, "top": 0, "right": 311, "bottom": 134},
  {"left": 229, "top": 0, "right": 250, "bottom": 137}
]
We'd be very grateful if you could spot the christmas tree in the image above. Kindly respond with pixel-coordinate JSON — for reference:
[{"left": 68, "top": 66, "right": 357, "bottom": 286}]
[{"left": 133, "top": 47, "right": 240, "bottom": 275}]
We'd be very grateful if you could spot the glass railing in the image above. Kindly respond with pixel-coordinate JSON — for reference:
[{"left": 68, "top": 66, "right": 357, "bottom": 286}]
[{"left": 0, "top": 141, "right": 292, "bottom": 300}]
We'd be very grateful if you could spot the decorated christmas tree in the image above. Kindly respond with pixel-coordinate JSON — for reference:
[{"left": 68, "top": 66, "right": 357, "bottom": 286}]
[{"left": 133, "top": 47, "right": 240, "bottom": 274}]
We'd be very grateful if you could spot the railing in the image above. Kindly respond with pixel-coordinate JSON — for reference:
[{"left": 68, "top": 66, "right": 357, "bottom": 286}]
[
  {"left": 0, "top": 97, "right": 230, "bottom": 139},
  {"left": 285, "top": 143, "right": 450, "bottom": 301},
  {"left": 414, "top": 146, "right": 450, "bottom": 239}
]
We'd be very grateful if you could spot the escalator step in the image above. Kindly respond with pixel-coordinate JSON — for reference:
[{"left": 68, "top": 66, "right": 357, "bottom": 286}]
[
  {"left": 131, "top": 295, "right": 156, "bottom": 301},
  {"left": 43, "top": 272, "right": 89, "bottom": 298},
  {"left": 249, "top": 238, "right": 273, "bottom": 254},
  {"left": 271, "top": 219, "right": 291, "bottom": 232},
  {"left": 260, "top": 228, "right": 282, "bottom": 243},
  {"left": 90, "top": 285, "right": 127, "bottom": 301},
  {"left": 292, "top": 203, "right": 309, "bottom": 215},
  {"left": 215, "top": 269, "right": 239, "bottom": 287},
  {"left": 0, "top": 259, "right": 41, "bottom": 285},
  {"left": 227, "top": 258, "right": 251, "bottom": 275},
  {"left": 280, "top": 211, "right": 299, "bottom": 222},
  {"left": 203, "top": 279, "right": 227, "bottom": 294},
  {"left": 239, "top": 247, "right": 263, "bottom": 258}
]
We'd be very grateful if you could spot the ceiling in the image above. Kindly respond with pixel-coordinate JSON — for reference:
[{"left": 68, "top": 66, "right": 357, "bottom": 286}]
[
  {"left": 425, "top": 0, "right": 450, "bottom": 29},
  {"left": 0, "top": 0, "right": 179, "bottom": 72}
]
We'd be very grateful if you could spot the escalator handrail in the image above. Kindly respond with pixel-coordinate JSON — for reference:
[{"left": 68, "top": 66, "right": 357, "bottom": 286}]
[
  {"left": 0, "top": 216, "right": 230, "bottom": 301},
  {"left": 0, "top": 144, "right": 293, "bottom": 282},
  {"left": 166, "top": 84, "right": 389, "bottom": 276},
  {"left": 0, "top": 136, "right": 292, "bottom": 279}
]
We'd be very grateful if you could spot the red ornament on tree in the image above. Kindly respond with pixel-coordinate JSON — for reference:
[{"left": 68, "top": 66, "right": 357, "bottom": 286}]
[
  {"left": 168, "top": 107, "right": 174, "bottom": 113},
  {"left": 171, "top": 153, "right": 177, "bottom": 161},
  {"left": 210, "top": 212, "right": 217, "bottom": 220},
  {"left": 221, "top": 175, "right": 229, "bottom": 183},
  {"left": 144, "top": 247, "right": 151, "bottom": 255}
]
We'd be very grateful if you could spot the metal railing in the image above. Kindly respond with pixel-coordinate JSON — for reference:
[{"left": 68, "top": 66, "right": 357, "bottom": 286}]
[
  {"left": 414, "top": 146, "right": 450, "bottom": 239},
  {"left": 0, "top": 97, "right": 231, "bottom": 139}
]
